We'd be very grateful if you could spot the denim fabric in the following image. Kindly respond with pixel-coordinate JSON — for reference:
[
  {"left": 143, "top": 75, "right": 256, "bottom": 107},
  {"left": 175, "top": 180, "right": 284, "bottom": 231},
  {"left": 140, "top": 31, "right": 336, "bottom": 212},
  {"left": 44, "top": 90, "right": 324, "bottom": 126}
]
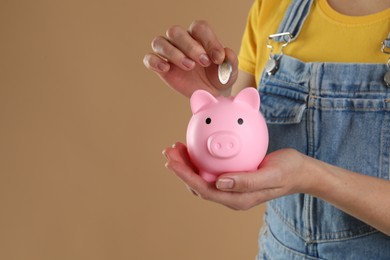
[
  {"left": 256, "top": 1, "right": 390, "bottom": 257},
  {"left": 257, "top": 54, "right": 390, "bottom": 259},
  {"left": 258, "top": 206, "right": 390, "bottom": 260},
  {"left": 275, "top": 0, "right": 313, "bottom": 42},
  {"left": 385, "top": 33, "right": 390, "bottom": 48},
  {"left": 257, "top": 52, "right": 390, "bottom": 259}
]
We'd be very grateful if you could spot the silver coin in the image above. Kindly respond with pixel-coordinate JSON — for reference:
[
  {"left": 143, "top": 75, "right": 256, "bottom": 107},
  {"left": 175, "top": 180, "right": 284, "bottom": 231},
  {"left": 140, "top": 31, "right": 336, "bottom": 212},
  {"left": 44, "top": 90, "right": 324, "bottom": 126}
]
[
  {"left": 218, "top": 59, "right": 232, "bottom": 85},
  {"left": 385, "top": 71, "right": 390, "bottom": 87}
]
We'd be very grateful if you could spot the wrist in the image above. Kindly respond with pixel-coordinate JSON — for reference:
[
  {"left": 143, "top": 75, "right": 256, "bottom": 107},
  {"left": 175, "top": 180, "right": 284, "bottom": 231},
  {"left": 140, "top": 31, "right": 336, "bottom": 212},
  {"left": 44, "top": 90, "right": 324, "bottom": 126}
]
[
  {"left": 296, "top": 153, "right": 321, "bottom": 195},
  {"left": 298, "top": 154, "right": 336, "bottom": 198}
]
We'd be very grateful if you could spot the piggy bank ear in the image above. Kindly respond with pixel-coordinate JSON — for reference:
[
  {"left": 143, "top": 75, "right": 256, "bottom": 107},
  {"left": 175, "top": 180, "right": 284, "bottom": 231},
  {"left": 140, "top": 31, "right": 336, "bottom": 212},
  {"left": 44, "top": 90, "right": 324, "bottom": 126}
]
[
  {"left": 190, "top": 90, "right": 218, "bottom": 114},
  {"left": 233, "top": 87, "right": 260, "bottom": 110}
]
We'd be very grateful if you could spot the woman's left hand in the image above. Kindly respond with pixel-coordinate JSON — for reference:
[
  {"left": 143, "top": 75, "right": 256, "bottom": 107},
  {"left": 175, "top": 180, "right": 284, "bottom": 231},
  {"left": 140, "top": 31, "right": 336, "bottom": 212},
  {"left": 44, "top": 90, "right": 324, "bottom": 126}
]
[
  {"left": 163, "top": 142, "right": 310, "bottom": 210},
  {"left": 164, "top": 142, "right": 390, "bottom": 235}
]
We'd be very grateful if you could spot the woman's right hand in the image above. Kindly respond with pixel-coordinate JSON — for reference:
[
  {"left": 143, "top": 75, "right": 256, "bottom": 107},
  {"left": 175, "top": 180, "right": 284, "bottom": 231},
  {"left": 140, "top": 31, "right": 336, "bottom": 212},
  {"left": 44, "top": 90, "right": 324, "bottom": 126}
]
[{"left": 143, "top": 20, "right": 238, "bottom": 98}]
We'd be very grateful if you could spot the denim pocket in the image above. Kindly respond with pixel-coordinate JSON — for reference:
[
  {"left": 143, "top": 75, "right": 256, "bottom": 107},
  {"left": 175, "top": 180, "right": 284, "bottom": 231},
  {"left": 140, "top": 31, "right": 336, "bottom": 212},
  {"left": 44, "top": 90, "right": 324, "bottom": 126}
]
[
  {"left": 259, "top": 78, "right": 307, "bottom": 125},
  {"left": 258, "top": 75, "right": 309, "bottom": 154}
]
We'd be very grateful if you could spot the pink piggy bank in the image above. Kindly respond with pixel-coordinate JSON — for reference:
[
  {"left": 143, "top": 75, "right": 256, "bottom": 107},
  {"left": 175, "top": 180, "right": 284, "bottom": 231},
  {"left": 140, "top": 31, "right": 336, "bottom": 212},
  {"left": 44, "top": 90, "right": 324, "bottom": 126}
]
[{"left": 186, "top": 87, "right": 269, "bottom": 182}]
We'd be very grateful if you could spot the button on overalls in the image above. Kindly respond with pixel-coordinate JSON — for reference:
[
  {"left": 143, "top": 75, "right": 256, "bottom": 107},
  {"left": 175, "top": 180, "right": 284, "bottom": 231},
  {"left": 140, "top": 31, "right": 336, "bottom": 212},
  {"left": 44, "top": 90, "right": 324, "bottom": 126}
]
[{"left": 257, "top": 0, "right": 390, "bottom": 259}]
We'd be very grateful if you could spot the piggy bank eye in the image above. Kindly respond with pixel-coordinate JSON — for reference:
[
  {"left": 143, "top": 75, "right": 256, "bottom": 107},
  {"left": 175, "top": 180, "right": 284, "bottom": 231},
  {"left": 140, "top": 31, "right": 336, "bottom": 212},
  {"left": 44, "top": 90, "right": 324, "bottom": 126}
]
[
  {"left": 205, "top": 117, "right": 212, "bottom": 124},
  {"left": 237, "top": 118, "right": 244, "bottom": 125}
]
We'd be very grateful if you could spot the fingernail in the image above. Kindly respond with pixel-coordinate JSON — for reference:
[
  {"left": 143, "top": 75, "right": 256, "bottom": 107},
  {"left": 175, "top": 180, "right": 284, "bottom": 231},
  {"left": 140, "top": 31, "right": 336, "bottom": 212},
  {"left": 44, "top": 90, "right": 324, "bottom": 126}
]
[
  {"left": 162, "top": 149, "right": 167, "bottom": 159},
  {"left": 216, "top": 178, "right": 234, "bottom": 190},
  {"left": 182, "top": 58, "right": 195, "bottom": 69},
  {"left": 199, "top": 53, "right": 210, "bottom": 66}
]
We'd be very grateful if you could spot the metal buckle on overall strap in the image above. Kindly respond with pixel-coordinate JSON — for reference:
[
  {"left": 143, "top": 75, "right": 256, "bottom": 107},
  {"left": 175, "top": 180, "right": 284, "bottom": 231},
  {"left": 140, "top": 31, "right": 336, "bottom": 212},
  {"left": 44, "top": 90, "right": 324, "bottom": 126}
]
[
  {"left": 265, "top": 32, "right": 292, "bottom": 76},
  {"left": 381, "top": 35, "right": 390, "bottom": 87}
]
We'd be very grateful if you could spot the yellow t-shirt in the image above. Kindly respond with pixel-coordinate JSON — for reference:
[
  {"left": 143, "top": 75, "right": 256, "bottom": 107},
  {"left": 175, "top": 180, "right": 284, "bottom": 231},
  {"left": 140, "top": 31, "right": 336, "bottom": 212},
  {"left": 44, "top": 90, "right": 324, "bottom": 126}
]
[{"left": 238, "top": 0, "right": 390, "bottom": 85}]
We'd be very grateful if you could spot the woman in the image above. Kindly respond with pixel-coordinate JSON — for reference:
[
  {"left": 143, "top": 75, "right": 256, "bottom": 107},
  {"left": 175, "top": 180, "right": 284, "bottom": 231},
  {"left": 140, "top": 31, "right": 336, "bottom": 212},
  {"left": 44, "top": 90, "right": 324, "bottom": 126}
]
[{"left": 144, "top": 0, "right": 390, "bottom": 258}]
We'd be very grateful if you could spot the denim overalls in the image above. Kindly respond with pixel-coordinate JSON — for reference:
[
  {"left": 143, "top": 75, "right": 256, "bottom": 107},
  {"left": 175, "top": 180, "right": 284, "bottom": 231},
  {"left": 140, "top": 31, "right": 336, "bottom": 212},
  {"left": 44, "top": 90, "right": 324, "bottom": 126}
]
[{"left": 257, "top": 1, "right": 390, "bottom": 259}]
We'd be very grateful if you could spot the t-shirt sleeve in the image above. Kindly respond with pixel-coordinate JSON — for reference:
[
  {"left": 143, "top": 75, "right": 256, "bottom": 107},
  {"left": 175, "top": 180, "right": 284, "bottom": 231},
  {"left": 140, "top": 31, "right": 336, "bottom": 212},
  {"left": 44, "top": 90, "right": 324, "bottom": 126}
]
[{"left": 238, "top": 0, "right": 261, "bottom": 76}]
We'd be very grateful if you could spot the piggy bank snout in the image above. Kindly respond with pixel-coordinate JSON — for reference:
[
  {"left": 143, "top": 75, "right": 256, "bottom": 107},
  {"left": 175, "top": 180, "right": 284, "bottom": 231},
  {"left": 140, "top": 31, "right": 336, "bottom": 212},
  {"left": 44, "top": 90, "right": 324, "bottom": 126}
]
[{"left": 207, "top": 132, "right": 241, "bottom": 159}]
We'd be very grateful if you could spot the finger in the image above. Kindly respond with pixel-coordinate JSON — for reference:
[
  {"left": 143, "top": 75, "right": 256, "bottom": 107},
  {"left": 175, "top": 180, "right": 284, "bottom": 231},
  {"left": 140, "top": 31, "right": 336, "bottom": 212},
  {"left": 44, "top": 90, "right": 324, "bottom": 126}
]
[
  {"left": 143, "top": 53, "right": 170, "bottom": 73},
  {"left": 206, "top": 47, "right": 239, "bottom": 89},
  {"left": 166, "top": 157, "right": 267, "bottom": 210},
  {"left": 163, "top": 143, "right": 196, "bottom": 171},
  {"left": 165, "top": 157, "right": 213, "bottom": 198},
  {"left": 151, "top": 35, "right": 196, "bottom": 71},
  {"left": 163, "top": 144, "right": 204, "bottom": 189},
  {"left": 164, "top": 143, "right": 262, "bottom": 209},
  {"left": 166, "top": 25, "right": 211, "bottom": 67},
  {"left": 188, "top": 20, "right": 225, "bottom": 64},
  {"left": 216, "top": 168, "right": 282, "bottom": 193},
  {"left": 163, "top": 150, "right": 228, "bottom": 200},
  {"left": 171, "top": 142, "right": 198, "bottom": 171},
  {"left": 185, "top": 184, "right": 199, "bottom": 196}
]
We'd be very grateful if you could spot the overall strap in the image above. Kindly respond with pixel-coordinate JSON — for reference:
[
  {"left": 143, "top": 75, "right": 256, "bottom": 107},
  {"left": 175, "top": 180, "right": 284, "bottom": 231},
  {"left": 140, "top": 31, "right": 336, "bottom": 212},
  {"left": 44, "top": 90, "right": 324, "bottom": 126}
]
[
  {"left": 385, "top": 33, "right": 390, "bottom": 49},
  {"left": 274, "top": 0, "right": 314, "bottom": 43}
]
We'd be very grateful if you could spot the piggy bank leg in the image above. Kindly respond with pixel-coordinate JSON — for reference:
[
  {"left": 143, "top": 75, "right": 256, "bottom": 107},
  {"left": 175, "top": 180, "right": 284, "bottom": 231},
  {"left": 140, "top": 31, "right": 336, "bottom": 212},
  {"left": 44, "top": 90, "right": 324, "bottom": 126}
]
[{"left": 200, "top": 171, "right": 218, "bottom": 183}]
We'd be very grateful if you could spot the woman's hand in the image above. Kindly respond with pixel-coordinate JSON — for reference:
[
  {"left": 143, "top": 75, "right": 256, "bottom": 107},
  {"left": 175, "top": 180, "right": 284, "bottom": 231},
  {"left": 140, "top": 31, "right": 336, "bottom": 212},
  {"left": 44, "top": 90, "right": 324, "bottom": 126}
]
[
  {"left": 163, "top": 142, "right": 309, "bottom": 210},
  {"left": 143, "top": 20, "right": 238, "bottom": 98},
  {"left": 163, "top": 142, "right": 390, "bottom": 234}
]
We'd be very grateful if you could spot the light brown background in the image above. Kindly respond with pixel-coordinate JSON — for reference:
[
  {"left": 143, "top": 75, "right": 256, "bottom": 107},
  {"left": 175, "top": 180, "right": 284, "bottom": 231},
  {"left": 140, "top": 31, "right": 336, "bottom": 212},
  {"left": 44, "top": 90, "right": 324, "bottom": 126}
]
[{"left": 0, "top": 0, "right": 266, "bottom": 259}]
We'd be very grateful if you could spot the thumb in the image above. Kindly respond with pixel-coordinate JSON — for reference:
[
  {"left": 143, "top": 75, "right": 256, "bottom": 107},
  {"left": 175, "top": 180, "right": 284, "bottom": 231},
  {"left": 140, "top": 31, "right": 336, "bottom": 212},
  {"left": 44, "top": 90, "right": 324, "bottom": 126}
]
[{"left": 216, "top": 169, "right": 279, "bottom": 193}]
